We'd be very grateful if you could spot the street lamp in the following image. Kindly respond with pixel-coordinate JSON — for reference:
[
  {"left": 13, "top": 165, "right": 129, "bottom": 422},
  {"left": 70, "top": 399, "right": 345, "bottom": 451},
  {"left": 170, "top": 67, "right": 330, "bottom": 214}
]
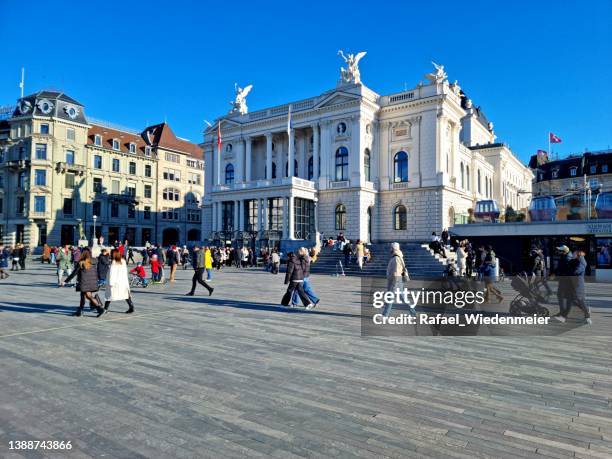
[{"left": 93, "top": 215, "right": 98, "bottom": 245}]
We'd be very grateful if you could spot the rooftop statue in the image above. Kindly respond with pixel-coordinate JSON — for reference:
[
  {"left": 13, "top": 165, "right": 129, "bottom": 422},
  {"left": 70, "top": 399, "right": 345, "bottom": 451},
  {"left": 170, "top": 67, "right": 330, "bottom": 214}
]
[
  {"left": 229, "top": 83, "right": 253, "bottom": 115},
  {"left": 338, "top": 50, "right": 367, "bottom": 85},
  {"left": 425, "top": 61, "right": 448, "bottom": 84}
]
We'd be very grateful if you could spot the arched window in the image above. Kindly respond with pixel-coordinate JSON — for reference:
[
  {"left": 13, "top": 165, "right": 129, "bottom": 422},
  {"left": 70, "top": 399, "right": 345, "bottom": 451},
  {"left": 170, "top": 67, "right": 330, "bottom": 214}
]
[
  {"left": 225, "top": 163, "right": 234, "bottom": 184},
  {"left": 394, "top": 151, "right": 408, "bottom": 183},
  {"left": 477, "top": 169, "right": 481, "bottom": 194},
  {"left": 394, "top": 205, "right": 407, "bottom": 230},
  {"left": 335, "top": 147, "right": 349, "bottom": 181},
  {"left": 285, "top": 159, "right": 298, "bottom": 177},
  {"left": 460, "top": 162, "right": 465, "bottom": 189},
  {"left": 364, "top": 148, "right": 371, "bottom": 182},
  {"left": 163, "top": 187, "right": 180, "bottom": 201},
  {"left": 466, "top": 166, "right": 470, "bottom": 191},
  {"left": 335, "top": 204, "right": 346, "bottom": 230},
  {"left": 308, "top": 156, "right": 313, "bottom": 180}
]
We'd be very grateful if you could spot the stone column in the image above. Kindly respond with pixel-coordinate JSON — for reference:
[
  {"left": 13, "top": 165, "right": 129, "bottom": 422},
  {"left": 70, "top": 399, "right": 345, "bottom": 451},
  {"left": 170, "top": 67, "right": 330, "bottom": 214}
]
[
  {"left": 287, "top": 195, "right": 295, "bottom": 240},
  {"left": 257, "top": 198, "right": 263, "bottom": 232},
  {"left": 233, "top": 200, "right": 239, "bottom": 233},
  {"left": 282, "top": 197, "right": 288, "bottom": 239},
  {"left": 239, "top": 199, "right": 245, "bottom": 231},
  {"left": 288, "top": 129, "right": 295, "bottom": 178},
  {"left": 245, "top": 136, "right": 252, "bottom": 183},
  {"left": 350, "top": 115, "right": 363, "bottom": 187},
  {"left": 211, "top": 202, "right": 216, "bottom": 233},
  {"left": 235, "top": 139, "right": 244, "bottom": 183},
  {"left": 312, "top": 123, "right": 320, "bottom": 181},
  {"left": 265, "top": 133, "right": 273, "bottom": 180},
  {"left": 261, "top": 198, "right": 268, "bottom": 232},
  {"left": 319, "top": 121, "right": 330, "bottom": 188}
]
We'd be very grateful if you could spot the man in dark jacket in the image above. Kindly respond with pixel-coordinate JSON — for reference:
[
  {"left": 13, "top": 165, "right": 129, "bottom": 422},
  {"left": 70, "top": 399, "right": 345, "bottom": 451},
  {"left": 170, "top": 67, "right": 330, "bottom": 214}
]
[
  {"left": 97, "top": 249, "right": 111, "bottom": 286},
  {"left": 186, "top": 246, "right": 214, "bottom": 296},
  {"left": 282, "top": 252, "right": 314, "bottom": 309}
]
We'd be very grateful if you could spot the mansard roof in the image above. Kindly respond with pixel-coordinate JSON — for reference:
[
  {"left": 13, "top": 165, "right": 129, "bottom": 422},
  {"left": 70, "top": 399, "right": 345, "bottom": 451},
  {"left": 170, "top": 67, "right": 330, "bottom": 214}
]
[{"left": 143, "top": 122, "right": 203, "bottom": 159}]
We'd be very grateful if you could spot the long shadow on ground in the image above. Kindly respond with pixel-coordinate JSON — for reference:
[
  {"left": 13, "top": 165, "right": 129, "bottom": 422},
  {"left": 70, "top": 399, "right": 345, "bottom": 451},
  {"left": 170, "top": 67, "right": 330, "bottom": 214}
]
[{"left": 168, "top": 296, "right": 362, "bottom": 318}]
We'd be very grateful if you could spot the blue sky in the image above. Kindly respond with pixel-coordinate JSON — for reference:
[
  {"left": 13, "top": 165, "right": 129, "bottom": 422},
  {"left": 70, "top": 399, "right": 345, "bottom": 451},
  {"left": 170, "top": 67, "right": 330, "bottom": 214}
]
[{"left": 1, "top": 0, "right": 610, "bottom": 162}]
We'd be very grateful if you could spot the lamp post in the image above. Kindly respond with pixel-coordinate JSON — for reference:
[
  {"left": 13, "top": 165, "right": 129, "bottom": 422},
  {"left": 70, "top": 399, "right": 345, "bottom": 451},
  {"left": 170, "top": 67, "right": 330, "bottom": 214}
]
[{"left": 93, "top": 215, "right": 98, "bottom": 245}]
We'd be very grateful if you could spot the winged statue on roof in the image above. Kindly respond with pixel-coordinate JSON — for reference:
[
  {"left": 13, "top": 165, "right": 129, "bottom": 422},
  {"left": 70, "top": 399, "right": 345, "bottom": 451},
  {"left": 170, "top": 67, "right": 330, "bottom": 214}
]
[
  {"left": 338, "top": 50, "right": 367, "bottom": 85},
  {"left": 229, "top": 83, "right": 253, "bottom": 115},
  {"left": 425, "top": 61, "right": 448, "bottom": 84}
]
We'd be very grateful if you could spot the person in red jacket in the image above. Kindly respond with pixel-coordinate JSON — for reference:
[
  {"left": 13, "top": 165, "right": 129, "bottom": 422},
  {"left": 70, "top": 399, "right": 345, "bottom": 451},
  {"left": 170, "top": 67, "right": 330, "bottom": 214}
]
[
  {"left": 130, "top": 262, "right": 148, "bottom": 286},
  {"left": 150, "top": 255, "right": 161, "bottom": 282}
]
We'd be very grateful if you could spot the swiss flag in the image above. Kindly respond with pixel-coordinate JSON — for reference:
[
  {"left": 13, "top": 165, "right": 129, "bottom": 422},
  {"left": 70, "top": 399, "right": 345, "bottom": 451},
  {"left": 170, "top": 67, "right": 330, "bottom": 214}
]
[
  {"left": 549, "top": 132, "right": 562, "bottom": 143},
  {"left": 217, "top": 121, "right": 222, "bottom": 152}
]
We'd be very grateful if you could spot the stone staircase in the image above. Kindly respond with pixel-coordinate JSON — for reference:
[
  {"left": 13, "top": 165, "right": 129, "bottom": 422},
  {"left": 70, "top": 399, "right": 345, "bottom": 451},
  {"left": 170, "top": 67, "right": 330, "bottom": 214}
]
[{"left": 310, "top": 242, "right": 447, "bottom": 279}]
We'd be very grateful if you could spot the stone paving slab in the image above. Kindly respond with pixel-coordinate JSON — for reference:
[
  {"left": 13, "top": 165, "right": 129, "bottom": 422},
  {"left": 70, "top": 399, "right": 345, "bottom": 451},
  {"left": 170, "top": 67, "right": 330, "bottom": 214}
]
[{"left": 0, "top": 264, "right": 611, "bottom": 458}]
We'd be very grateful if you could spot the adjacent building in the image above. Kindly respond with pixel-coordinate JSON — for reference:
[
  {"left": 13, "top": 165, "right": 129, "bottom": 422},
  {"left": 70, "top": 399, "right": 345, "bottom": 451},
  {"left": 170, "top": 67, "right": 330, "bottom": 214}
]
[
  {"left": 201, "top": 59, "right": 533, "bottom": 250},
  {"left": 530, "top": 149, "right": 611, "bottom": 196},
  {"left": 0, "top": 90, "right": 204, "bottom": 248}
]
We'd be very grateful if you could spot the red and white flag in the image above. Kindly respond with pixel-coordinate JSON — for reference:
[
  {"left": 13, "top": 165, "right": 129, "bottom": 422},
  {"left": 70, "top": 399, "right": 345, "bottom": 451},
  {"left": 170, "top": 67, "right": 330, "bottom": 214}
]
[
  {"left": 217, "top": 121, "right": 222, "bottom": 153},
  {"left": 549, "top": 132, "right": 562, "bottom": 143}
]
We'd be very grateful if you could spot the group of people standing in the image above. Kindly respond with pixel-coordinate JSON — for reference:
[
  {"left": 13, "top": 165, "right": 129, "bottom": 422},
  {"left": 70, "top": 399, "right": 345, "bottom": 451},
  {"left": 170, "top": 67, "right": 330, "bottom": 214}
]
[{"left": 0, "top": 243, "right": 28, "bottom": 274}]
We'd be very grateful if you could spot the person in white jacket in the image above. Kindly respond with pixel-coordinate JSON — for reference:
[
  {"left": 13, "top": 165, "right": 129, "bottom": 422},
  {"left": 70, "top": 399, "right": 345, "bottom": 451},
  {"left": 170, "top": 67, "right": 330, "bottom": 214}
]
[
  {"left": 456, "top": 243, "right": 466, "bottom": 276},
  {"left": 99, "top": 249, "right": 135, "bottom": 316},
  {"left": 383, "top": 242, "right": 410, "bottom": 317}
]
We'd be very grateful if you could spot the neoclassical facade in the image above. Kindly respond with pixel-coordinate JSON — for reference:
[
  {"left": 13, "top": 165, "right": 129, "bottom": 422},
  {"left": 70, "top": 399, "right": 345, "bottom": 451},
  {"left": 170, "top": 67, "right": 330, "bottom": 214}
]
[
  {"left": 201, "top": 62, "right": 533, "bottom": 248},
  {"left": 0, "top": 91, "right": 204, "bottom": 247}
]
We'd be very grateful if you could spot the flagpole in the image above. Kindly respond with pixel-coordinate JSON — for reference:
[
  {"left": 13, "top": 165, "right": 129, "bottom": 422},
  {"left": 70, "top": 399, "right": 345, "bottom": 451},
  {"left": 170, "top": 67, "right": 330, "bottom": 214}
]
[{"left": 216, "top": 121, "right": 221, "bottom": 186}]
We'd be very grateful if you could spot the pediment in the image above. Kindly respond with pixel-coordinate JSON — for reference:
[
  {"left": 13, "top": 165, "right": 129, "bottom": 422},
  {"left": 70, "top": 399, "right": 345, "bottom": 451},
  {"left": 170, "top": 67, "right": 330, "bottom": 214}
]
[{"left": 314, "top": 91, "right": 361, "bottom": 109}]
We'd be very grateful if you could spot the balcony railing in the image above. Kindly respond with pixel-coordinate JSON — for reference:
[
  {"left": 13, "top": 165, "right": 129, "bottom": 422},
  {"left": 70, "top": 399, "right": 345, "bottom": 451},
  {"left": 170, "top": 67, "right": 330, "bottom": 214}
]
[
  {"left": 212, "top": 176, "right": 316, "bottom": 192},
  {"left": 56, "top": 162, "right": 86, "bottom": 175}
]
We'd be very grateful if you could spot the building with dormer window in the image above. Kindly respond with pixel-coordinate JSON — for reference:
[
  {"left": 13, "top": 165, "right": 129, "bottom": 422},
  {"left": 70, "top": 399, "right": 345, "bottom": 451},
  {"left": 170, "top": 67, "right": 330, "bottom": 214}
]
[{"left": 0, "top": 91, "right": 203, "bottom": 247}]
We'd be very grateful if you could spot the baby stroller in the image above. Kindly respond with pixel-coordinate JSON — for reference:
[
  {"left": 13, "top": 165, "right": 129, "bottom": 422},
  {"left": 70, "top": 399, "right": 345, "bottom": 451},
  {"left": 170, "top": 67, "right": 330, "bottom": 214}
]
[
  {"left": 509, "top": 273, "right": 549, "bottom": 317},
  {"left": 129, "top": 272, "right": 148, "bottom": 288}
]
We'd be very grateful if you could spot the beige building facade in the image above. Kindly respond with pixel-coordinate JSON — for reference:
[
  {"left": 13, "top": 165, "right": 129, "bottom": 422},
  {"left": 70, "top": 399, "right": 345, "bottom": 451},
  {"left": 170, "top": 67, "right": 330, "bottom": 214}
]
[{"left": 0, "top": 91, "right": 203, "bottom": 248}]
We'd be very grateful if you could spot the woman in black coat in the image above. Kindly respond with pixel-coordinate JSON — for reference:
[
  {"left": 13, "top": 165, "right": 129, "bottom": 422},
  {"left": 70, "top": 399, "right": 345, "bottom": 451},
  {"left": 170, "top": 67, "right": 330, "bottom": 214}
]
[
  {"left": 282, "top": 252, "right": 314, "bottom": 309},
  {"left": 65, "top": 249, "right": 104, "bottom": 317}
]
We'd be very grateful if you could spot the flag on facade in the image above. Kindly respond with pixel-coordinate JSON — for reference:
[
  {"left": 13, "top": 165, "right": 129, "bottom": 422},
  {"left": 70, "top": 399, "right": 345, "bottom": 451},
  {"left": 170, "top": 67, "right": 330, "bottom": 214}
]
[
  {"left": 287, "top": 104, "right": 292, "bottom": 136},
  {"left": 536, "top": 149, "right": 548, "bottom": 165},
  {"left": 549, "top": 132, "right": 562, "bottom": 143},
  {"left": 217, "top": 121, "right": 222, "bottom": 153}
]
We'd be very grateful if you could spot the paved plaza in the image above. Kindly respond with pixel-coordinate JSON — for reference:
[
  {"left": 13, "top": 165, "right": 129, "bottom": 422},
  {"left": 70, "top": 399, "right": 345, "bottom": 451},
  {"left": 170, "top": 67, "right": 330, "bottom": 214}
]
[{"left": 1, "top": 264, "right": 612, "bottom": 458}]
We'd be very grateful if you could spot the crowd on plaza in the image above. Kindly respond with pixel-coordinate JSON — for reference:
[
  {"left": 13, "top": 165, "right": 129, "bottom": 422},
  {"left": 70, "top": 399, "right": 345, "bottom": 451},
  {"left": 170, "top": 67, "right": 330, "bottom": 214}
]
[{"left": 0, "top": 229, "right": 593, "bottom": 325}]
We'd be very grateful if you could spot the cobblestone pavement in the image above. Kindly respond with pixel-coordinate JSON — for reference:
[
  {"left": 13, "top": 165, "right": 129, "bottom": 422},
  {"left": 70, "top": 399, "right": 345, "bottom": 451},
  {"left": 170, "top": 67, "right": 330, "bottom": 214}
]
[{"left": 1, "top": 264, "right": 611, "bottom": 458}]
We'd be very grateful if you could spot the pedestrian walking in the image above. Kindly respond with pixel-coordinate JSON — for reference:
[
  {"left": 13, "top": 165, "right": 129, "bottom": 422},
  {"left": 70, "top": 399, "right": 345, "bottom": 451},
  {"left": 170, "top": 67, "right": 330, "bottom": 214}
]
[
  {"left": 166, "top": 245, "right": 179, "bottom": 283},
  {"left": 270, "top": 249, "right": 280, "bottom": 274},
  {"left": 19, "top": 244, "right": 28, "bottom": 270},
  {"left": 186, "top": 246, "right": 214, "bottom": 296},
  {"left": 483, "top": 245, "right": 503, "bottom": 302},
  {"left": 127, "top": 247, "right": 135, "bottom": 265},
  {"left": 383, "top": 242, "right": 410, "bottom": 317},
  {"left": 0, "top": 243, "right": 10, "bottom": 279},
  {"left": 281, "top": 251, "right": 315, "bottom": 309},
  {"left": 100, "top": 249, "right": 135, "bottom": 316},
  {"left": 97, "top": 248, "right": 111, "bottom": 287},
  {"left": 150, "top": 254, "right": 162, "bottom": 282},
  {"left": 355, "top": 240, "right": 365, "bottom": 270},
  {"left": 42, "top": 244, "right": 51, "bottom": 264},
  {"left": 11, "top": 245, "right": 20, "bottom": 271},
  {"left": 291, "top": 247, "right": 320, "bottom": 307},
  {"left": 57, "top": 245, "right": 73, "bottom": 287},
  {"left": 64, "top": 249, "right": 104, "bottom": 317},
  {"left": 204, "top": 246, "right": 213, "bottom": 280}
]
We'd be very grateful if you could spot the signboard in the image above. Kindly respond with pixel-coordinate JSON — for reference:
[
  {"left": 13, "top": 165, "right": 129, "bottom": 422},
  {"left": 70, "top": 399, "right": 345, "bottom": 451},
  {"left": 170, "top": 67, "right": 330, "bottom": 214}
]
[{"left": 587, "top": 223, "right": 612, "bottom": 235}]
